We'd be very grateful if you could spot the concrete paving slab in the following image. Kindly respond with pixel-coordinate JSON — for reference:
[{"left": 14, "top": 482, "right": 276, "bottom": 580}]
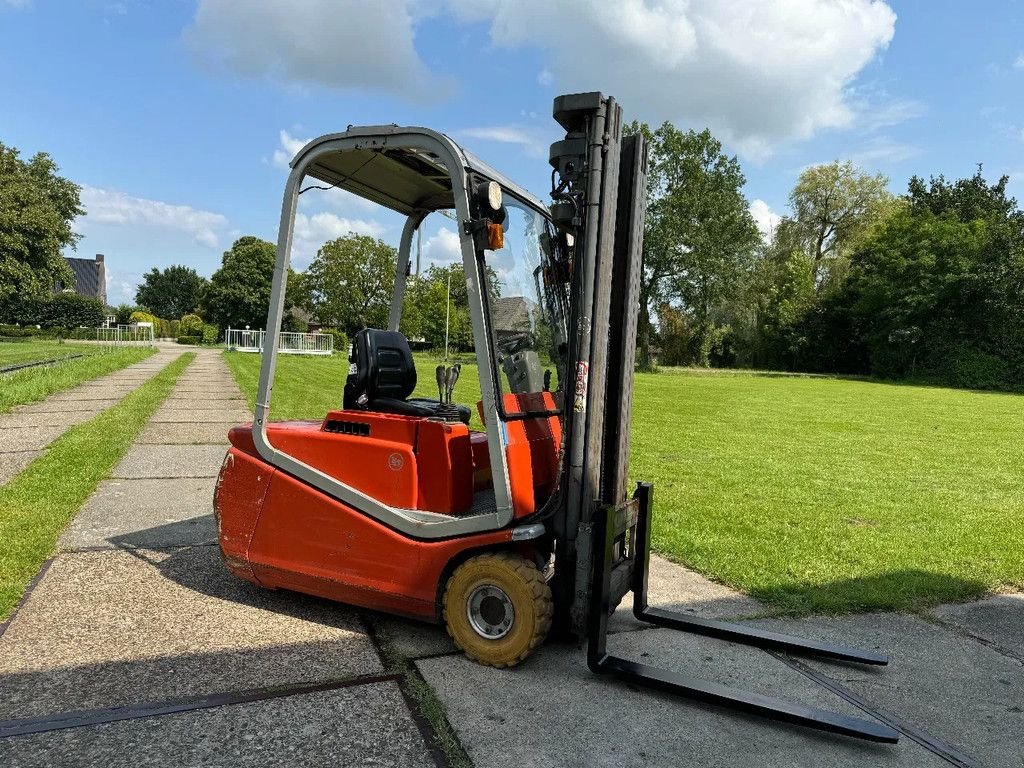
[
  {"left": 160, "top": 399, "right": 247, "bottom": 409},
  {"left": 46, "top": 391, "right": 137, "bottom": 402},
  {"left": 111, "top": 444, "right": 226, "bottom": 478},
  {"left": 381, "top": 554, "right": 767, "bottom": 661},
  {"left": 16, "top": 400, "right": 119, "bottom": 413},
  {"left": 148, "top": 408, "right": 253, "bottom": 424},
  {"left": 609, "top": 554, "right": 766, "bottom": 633},
  {"left": 58, "top": 478, "right": 216, "bottom": 550},
  {"left": 750, "top": 612, "right": 1024, "bottom": 768},
  {"left": 0, "top": 547, "right": 382, "bottom": 719},
  {"left": 417, "top": 628, "right": 945, "bottom": 767},
  {"left": 136, "top": 421, "right": 235, "bottom": 445},
  {"left": 0, "top": 425, "right": 68, "bottom": 453},
  {"left": 0, "top": 450, "right": 41, "bottom": 485},
  {"left": 0, "top": 410, "right": 95, "bottom": 429},
  {"left": 933, "top": 593, "right": 1024, "bottom": 660},
  {"left": 0, "top": 681, "right": 433, "bottom": 768}
]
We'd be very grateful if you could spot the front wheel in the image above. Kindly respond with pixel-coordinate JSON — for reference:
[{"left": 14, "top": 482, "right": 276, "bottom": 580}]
[{"left": 443, "top": 552, "right": 552, "bottom": 668}]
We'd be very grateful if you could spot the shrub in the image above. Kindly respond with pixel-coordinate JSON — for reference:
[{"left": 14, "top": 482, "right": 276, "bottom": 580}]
[
  {"left": 180, "top": 313, "right": 203, "bottom": 335},
  {"left": 948, "top": 348, "right": 1011, "bottom": 391},
  {"left": 176, "top": 335, "right": 201, "bottom": 345},
  {"left": 318, "top": 328, "right": 348, "bottom": 355},
  {"left": 201, "top": 324, "right": 219, "bottom": 344},
  {"left": 113, "top": 304, "right": 137, "bottom": 325}
]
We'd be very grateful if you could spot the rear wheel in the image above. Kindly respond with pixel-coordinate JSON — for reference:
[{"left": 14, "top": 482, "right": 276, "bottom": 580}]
[{"left": 443, "top": 552, "right": 552, "bottom": 668}]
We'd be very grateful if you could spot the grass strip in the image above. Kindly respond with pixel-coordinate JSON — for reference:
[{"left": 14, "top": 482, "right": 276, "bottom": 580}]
[
  {"left": 369, "top": 618, "right": 473, "bottom": 768},
  {"left": 0, "top": 346, "right": 155, "bottom": 414},
  {"left": 0, "top": 340, "right": 101, "bottom": 367},
  {"left": 0, "top": 352, "right": 195, "bottom": 619}
]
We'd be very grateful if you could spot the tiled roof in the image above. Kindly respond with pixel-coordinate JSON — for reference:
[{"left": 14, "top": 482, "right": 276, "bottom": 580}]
[{"left": 61, "top": 256, "right": 106, "bottom": 303}]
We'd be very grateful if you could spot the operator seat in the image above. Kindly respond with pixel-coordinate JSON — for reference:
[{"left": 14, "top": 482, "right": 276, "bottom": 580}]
[{"left": 343, "top": 329, "right": 471, "bottom": 425}]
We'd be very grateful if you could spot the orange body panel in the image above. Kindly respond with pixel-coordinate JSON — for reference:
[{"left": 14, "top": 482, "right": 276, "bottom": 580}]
[
  {"left": 216, "top": 429, "right": 520, "bottom": 621},
  {"left": 215, "top": 401, "right": 559, "bottom": 622},
  {"left": 246, "top": 470, "right": 517, "bottom": 620},
  {"left": 229, "top": 412, "right": 475, "bottom": 515},
  {"left": 499, "top": 392, "right": 563, "bottom": 518}
]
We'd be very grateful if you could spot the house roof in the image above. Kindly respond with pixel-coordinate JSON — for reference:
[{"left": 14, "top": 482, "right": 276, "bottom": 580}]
[
  {"left": 491, "top": 296, "right": 533, "bottom": 333},
  {"left": 63, "top": 257, "right": 104, "bottom": 299}
]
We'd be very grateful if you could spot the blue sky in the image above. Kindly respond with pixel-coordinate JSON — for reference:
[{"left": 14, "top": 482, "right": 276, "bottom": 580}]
[{"left": 2, "top": 0, "right": 1022, "bottom": 306}]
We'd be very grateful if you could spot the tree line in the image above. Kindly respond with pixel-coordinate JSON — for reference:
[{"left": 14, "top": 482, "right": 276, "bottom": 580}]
[
  {"left": 3, "top": 134, "right": 1022, "bottom": 390},
  {"left": 633, "top": 123, "right": 1024, "bottom": 391}
]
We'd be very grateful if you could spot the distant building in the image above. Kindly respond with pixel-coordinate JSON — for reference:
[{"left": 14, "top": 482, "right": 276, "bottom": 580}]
[
  {"left": 58, "top": 254, "right": 106, "bottom": 305},
  {"left": 491, "top": 296, "right": 535, "bottom": 337}
]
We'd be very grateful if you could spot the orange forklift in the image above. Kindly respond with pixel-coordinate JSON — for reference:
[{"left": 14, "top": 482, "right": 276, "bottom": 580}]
[{"left": 214, "top": 93, "right": 899, "bottom": 743}]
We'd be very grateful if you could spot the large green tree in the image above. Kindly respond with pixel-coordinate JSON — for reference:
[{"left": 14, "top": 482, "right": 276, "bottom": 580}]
[
  {"left": 839, "top": 169, "right": 1024, "bottom": 388},
  {"left": 0, "top": 142, "right": 81, "bottom": 304},
  {"left": 787, "top": 161, "right": 892, "bottom": 288},
  {"left": 627, "top": 123, "right": 759, "bottom": 368},
  {"left": 201, "top": 236, "right": 295, "bottom": 329},
  {"left": 303, "top": 233, "right": 396, "bottom": 334},
  {"left": 135, "top": 264, "right": 208, "bottom": 318},
  {"left": 401, "top": 263, "right": 475, "bottom": 350}
]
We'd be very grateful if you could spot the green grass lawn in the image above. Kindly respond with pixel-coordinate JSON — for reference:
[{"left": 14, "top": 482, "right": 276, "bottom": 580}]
[
  {"left": 225, "top": 349, "right": 485, "bottom": 428},
  {"left": 0, "top": 339, "right": 101, "bottom": 368},
  {"left": 0, "top": 352, "right": 194, "bottom": 619},
  {"left": 223, "top": 350, "right": 1024, "bottom": 615},
  {"left": 0, "top": 345, "right": 154, "bottom": 415}
]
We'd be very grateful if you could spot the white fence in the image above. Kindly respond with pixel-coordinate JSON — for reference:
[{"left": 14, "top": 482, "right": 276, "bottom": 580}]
[
  {"left": 224, "top": 328, "right": 334, "bottom": 356},
  {"left": 97, "top": 323, "right": 154, "bottom": 347}
]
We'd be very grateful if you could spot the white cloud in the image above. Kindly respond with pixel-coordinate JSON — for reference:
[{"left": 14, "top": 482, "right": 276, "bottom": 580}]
[
  {"left": 291, "top": 212, "right": 385, "bottom": 269},
  {"left": 461, "top": 124, "right": 553, "bottom": 158},
  {"left": 189, "top": 0, "right": 896, "bottom": 160},
  {"left": 854, "top": 96, "right": 926, "bottom": 132},
  {"left": 1014, "top": 54, "right": 1024, "bottom": 69},
  {"left": 849, "top": 137, "right": 919, "bottom": 167},
  {"left": 749, "top": 199, "right": 781, "bottom": 242},
  {"left": 2, "top": 0, "right": 31, "bottom": 8},
  {"left": 419, "top": 226, "right": 462, "bottom": 268},
  {"left": 78, "top": 185, "right": 229, "bottom": 248},
  {"left": 185, "top": 0, "right": 450, "bottom": 100},
  {"left": 272, "top": 129, "right": 307, "bottom": 169},
  {"left": 450, "top": 0, "right": 897, "bottom": 159}
]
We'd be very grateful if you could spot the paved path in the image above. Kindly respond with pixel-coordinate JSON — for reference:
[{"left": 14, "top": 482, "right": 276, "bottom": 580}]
[
  {"left": 0, "top": 348, "right": 183, "bottom": 485},
  {"left": 1, "top": 348, "right": 1020, "bottom": 766},
  {"left": 0, "top": 348, "right": 435, "bottom": 767}
]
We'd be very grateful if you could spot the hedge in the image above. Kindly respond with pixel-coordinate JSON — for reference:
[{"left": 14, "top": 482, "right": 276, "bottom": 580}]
[
  {"left": 318, "top": 328, "right": 349, "bottom": 355},
  {"left": 0, "top": 294, "right": 105, "bottom": 329}
]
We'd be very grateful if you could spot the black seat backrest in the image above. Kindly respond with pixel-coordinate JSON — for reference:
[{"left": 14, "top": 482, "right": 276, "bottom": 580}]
[{"left": 343, "top": 329, "right": 417, "bottom": 409}]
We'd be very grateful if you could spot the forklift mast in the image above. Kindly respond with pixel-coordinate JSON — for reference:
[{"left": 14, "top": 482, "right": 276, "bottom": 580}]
[
  {"left": 545, "top": 93, "right": 646, "bottom": 636},
  {"left": 545, "top": 93, "right": 900, "bottom": 744}
]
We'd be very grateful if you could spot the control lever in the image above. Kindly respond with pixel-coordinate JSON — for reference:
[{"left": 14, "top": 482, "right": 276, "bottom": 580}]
[
  {"left": 445, "top": 363, "right": 461, "bottom": 404},
  {"left": 435, "top": 364, "right": 446, "bottom": 403}
]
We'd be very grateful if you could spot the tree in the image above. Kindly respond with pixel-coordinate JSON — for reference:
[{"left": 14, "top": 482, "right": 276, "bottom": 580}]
[
  {"left": 303, "top": 233, "right": 396, "bottom": 334},
  {"left": 788, "top": 161, "right": 892, "bottom": 288},
  {"left": 402, "top": 264, "right": 475, "bottom": 350},
  {"left": 841, "top": 169, "right": 1024, "bottom": 388},
  {"left": 201, "top": 236, "right": 292, "bottom": 329},
  {"left": 135, "top": 264, "right": 208, "bottom": 318},
  {"left": 627, "top": 123, "right": 759, "bottom": 369},
  {"left": 0, "top": 142, "right": 82, "bottom": 304},
  {"left": 733, "top": 219, "right": 816, "bottom": 369}
]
